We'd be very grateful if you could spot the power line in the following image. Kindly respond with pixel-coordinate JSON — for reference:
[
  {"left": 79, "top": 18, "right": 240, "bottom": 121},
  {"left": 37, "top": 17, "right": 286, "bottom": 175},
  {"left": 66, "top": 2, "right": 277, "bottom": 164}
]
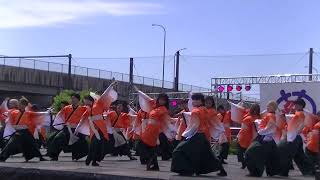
[
  {"left": 182, "top": 52, "right": 307, "bottom": 58},
  {"left": 293, "top": 52, "right": 309, "bottom": 65},
  {"left": 73, "top": 56, "right": 174, "bottom": 60},
  {"left": 73, "top": 52, "right": 307, "bottom": 60}
]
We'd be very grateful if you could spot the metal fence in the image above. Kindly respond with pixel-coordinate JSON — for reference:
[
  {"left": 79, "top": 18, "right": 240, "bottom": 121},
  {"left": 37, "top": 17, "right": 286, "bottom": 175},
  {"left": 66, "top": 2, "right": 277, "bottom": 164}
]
[{"left": 0, "top": 57, "right": 211, "bottom": 92}]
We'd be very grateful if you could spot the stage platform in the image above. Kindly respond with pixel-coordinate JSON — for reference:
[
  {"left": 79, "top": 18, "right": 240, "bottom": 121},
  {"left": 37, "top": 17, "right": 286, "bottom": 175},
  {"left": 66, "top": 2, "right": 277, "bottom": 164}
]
[{"left": 0, "top": 153, "right": 315, "bottom": 180}]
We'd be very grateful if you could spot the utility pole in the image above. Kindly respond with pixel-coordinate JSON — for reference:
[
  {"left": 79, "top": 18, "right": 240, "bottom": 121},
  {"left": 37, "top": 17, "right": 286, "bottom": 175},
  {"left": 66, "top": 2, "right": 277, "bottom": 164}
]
[
  {"left": 129, "top": 58, "right": 134, "bottom": 97},
  {"left": 68, "top": 54, "right": 72, "bottom": 89},
  {"left": 129, "top": 58, "right": 134, "bottom": 85},
  {"left": 174, "top": 51, "right": 180, "bottom": 91},
  {"left": 309, "top": 48, "right": 313, "bottom": 81},
  {"left": 174, "top": 48, "right": 186, "bottom": 91}
]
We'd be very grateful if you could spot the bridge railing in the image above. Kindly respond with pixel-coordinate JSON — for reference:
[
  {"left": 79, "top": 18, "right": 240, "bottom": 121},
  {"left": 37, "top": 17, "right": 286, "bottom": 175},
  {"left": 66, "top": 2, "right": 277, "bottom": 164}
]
[{"left": 0, "top": 57, "right": 211, "bottom": 92}]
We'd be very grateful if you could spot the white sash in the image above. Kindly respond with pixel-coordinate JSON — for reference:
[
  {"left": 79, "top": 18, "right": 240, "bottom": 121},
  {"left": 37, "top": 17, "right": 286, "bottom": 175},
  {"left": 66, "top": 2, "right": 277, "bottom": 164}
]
[
  {"left": 113, "top": 131, "right": 126, "bottom": 147},
  {"left": 67, "top": 124, "right": 79, "bottom": 145},
  {"left": 88, "top": 118, "right": 101, "bottom": 140}
]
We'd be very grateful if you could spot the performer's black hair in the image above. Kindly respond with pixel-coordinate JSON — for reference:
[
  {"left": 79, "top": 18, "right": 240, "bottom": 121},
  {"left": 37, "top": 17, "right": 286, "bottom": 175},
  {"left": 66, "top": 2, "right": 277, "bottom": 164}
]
[
  {"left": 250, "top": 104, "right": 260, "bottom": 116},
  {"left": 294, "top": 98, "right": 306, "bottom": 108},
  {"left": 217, "top": 105, "right": 225, "bottom": 111},
  {"left": 117, "top": 100, "right": 129, "bottom": 113},
  {"left": 71, "top": 93, "right": 81, "bottom": 100},
  {"left": 156, "top": 93, "right": 169, "bottom": 109},
  {"left": 31, "top": 104, "right": 39, "bottom": 111},
  {"left": 19, "top": 97, "right": 29, "bottom": 106},
  {"left": 191, "top": 93, "right": 205, "bottom": 105},
  {"left": 205, "top": 96, "right": 215, "bottom": 108}
]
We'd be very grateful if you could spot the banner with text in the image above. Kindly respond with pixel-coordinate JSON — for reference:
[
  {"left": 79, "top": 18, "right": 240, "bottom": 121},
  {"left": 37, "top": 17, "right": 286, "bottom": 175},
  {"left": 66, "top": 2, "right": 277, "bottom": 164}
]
[{"left": 260, "top": 82, "right": 320, "bottom": 114}]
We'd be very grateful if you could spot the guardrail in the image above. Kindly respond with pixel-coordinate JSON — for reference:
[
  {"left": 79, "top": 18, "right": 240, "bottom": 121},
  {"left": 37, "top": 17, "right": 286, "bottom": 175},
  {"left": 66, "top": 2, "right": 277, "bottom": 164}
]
[{"left": 0, "top": 56, "right": 211, "bottom": 92}]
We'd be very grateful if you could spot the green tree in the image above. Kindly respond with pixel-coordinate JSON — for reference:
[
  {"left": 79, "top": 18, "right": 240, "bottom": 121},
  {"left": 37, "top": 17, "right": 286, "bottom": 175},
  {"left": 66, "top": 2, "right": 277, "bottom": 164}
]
[{"left": 52, "top": 89, "right": 91, "bottom": 113}]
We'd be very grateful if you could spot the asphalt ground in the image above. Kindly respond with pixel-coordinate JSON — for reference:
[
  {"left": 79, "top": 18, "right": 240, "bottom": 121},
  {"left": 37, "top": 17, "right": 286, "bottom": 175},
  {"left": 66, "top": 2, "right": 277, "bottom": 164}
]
[{"left": 0, "top": 152, "right": 315, "bottom": 180}]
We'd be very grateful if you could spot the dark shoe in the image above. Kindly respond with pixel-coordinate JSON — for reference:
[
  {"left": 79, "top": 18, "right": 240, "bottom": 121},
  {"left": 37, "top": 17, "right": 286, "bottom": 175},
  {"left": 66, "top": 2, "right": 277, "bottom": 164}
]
[
  {"left": 222, "top": 160, "right": 228, "bottom": 164},
  {"left": 217, "top": 169, "right": 227, "bottom": 176},
  {"left": 40, "top": 157, "right": 48, "bottom": 161},
  {"left": 85, "top": 159, "right": 91, "bottom": 166},
  {"left": 178, "top": 172, "right": 194, "bottom": 176},
  {"left": 289, "top": 164, "right": 294, "bottom": 170},
  {"left": 140, "top": 159, "right": 147, "bottom": 165},
  {"left": 241, "top": 163, "right": 246, "bottom": 169},
  {"left": 266, "top": 171, "right": 277, "bottom": 177},
  {"left": 147, "top": 161, "right": 159, "bottom": 171},
  {"left": 92, "top": 162, "right": 99, "bottom": 166},
  {"left": 279, "top": 173, "right": 288, "bottom": 177},
  {"left": 147, "top": 165, "right": 159, "bottom": 171},
  {"left": 50, "top": 157, "right": 58, "bottom": 161},
  {"left": 0, "top": 157, "right": 6, "bottom": 162},
  {"left": 129, "top": 156, "right": 137, "bottom": 160}
]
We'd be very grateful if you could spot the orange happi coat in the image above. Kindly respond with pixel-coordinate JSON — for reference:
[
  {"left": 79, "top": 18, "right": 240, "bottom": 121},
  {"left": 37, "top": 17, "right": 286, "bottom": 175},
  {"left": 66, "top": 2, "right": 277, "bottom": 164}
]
[
  {"left": 238, "top": 115, "right": 259, "bottom": 149},
  {"left": 306, "top": 121, "right": 320, "bottom": 153},
  {"left": 60, "top": 105, "right": 87, "bottom": 125},
  {"left": 141, "top": 104, "right": 169, "bottom": 147}
]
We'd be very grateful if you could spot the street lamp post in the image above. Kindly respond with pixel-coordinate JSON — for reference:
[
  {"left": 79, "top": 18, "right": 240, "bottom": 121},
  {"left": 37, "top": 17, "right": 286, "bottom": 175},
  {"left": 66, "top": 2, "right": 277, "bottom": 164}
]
[{"left": 152, "top": 24, "right": 166, "bottom": 91}]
